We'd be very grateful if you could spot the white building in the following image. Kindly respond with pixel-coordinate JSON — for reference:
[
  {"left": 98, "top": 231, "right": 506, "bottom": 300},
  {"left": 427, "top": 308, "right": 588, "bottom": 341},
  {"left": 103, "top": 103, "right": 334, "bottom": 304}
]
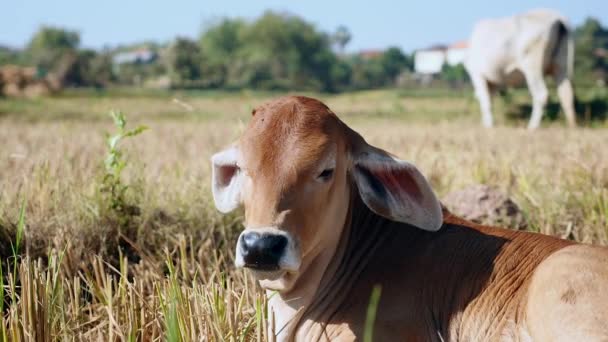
[
  {"left": 113, "top": 48, "right": 158, "bottom": 65},
  {"left": 446, "top": 41, "right": 468, "bottom": 66},
  {"left": 414, "top": 41, "right": 468, "bottom": 75},
  {"left": 414, "top": 45, "right": 446, "bottom": 74}
]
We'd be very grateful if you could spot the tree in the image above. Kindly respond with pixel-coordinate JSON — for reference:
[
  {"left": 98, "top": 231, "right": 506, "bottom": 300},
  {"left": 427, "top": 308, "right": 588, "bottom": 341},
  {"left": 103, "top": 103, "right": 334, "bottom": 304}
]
[
  {"left": 379, "top": 47, "right": 412, "bottom": 84},
  {"left": 242, "top": 11, "right": 338, "bottom": 91},
  {"left": 87, "top": 52, "right": 115, "bottom": 87},
  {"left": 26, "top": 26, "right": 80, "bottom": 73},
  {"left": 167, "top": 37, "right": 202, "bottom": 85},
  {"left": 64, "top": 49, "right": 114, "bottom": 87},
  {"left": 332, "top": 25, "right": 352, "bottom": 54},
  {"left": 574, "top": 17, "right": 608, "bottom": 86},
  {"left": 349, "top": 55, "right": 387, "bottom": 89},
  {"left": 199, "top": 11, "right": 341, "bottom": 91},
  {"left": 343, "top": 47, "right": 415, "bottom": 90},
  {"left": 200, "top": 18, "right": 246, "bottom": 62},
  {"left": 199, "top": 18, "right": 247, "bottom": 86},
  {"left": 440, "top": 63, "right": 469, "bottom": 86},
  {"left": 63, "top": 49, "right": 96, "bottom": 86},
  {"left": 329, "top": 57, "right": 352, "bottom": 89},
  {"left": 0, "top": 45, "right": 21, "bottom": 65}
]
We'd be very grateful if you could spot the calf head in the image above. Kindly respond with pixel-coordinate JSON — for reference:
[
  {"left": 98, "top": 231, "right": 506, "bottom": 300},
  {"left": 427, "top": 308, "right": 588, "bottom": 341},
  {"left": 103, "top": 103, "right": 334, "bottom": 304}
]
[{"left": 211, "top": 96, "right": 442, "bottom": 291}]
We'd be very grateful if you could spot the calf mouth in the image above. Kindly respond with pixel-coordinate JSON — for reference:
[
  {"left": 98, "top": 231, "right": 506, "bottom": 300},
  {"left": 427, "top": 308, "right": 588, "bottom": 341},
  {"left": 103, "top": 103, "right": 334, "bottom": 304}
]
[
  {"left": 247, "top": 268, "right": 287, "bottom": 281},
  {"left": 244, "top": 261, "right": 281, "bottom": 272}
]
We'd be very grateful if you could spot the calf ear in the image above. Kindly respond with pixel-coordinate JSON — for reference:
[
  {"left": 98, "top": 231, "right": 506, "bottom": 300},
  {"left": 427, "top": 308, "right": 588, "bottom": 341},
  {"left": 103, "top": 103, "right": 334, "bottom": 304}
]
[
  {"left": 211, "top": 146, "right": 244, "bottom": 213},
  {"left": 352, "top": 148, "right": 443, "bottom": 231}
]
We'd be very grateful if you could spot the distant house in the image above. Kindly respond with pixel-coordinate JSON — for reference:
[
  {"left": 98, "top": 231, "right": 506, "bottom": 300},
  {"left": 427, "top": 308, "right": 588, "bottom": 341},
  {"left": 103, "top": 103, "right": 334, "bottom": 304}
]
[
  {"left": 446, "top": 40, "right": 468, "bottom": 66},
  {"left": 358, "top": 49, "right": 384, "bottom": 60},
  {"left": 414, "top": 41, "right": 468, "bottom": 75},
  {"left": 113, "top": 48, "right": 158, "bottom": 65},
  {"left": 414, "top": 44, "right": 447, "bottom": 74}
]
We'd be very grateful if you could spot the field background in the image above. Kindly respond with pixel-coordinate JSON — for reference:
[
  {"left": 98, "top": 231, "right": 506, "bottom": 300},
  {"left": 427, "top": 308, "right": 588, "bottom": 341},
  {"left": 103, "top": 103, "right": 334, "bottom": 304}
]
[{"left": 1, "top": 89, "right": 608, "bottom": 341}]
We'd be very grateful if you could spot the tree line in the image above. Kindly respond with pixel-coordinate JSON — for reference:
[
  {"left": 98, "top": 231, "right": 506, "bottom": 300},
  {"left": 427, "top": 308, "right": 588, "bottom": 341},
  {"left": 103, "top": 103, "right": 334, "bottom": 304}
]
[{"left": 1, "top": 11, "right": 607, "bottom": 92}]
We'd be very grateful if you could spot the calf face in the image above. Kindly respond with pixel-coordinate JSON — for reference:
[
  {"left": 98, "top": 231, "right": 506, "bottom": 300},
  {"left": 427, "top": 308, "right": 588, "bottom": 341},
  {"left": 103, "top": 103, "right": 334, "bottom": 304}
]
[{"left": 211, "top": 96, "right": 443, "bottom": 291}]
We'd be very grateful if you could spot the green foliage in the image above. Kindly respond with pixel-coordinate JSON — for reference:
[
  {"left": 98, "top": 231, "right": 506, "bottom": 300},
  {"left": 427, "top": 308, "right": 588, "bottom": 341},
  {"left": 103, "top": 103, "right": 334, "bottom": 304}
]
[
  {"left": 87, "top": 52, "right": 115, "bottom": 86},
  {"left": 200, "top": 18, "right": 246, "bottom": 64},
  {"left": 199, "top": 11, "right": 341, "bottom": 91},
  {"left": 0, "top": 46, "right": 22, "bottom": 65},
  {"left": 329, "top": 58, "right": 353, "bottom": 88},
  {"left": 26, "top": 26, "right": 80, "bottom": 73},
  {"left": 0, "top": 14, "right": 410, "bottom": 92},
  {"left": 440, "top": 63, "right": 469, "bottom": 86},
  {"left": 163, "top": 256, "right": 185, "bottom": 342},
  {"left": 114, "top": 62, "right": 165, "bottom": 87},
  {"left": 64, "top": 49, "right": 114, "bottom": 87},
  {"left": 100, "top": 111, "right": 147, "bottom": 227},
  {"left": 350, "top": 56, "right": 388, "bottom": 89},
  {"left": 167, "top": 37, "right": 202, "bottom": 86},
  {"left": 574, "top": 17, "right": 608, "bottom": 86},
  {"left": 7, "top": 15, "right": 608, "bottom": 93},
  {"left": 380, "top": 47, "right": 412, "bottom": 82},
  {"left": 199, "top": 18, "right": 247, "bottom": 87},
  {"left": 347, "top": 47, "right": 412, "bottom": 90},
  {"left": 332, "top": 25, "right": 352, "bottom": 53},
  {"left": 363, "top": 285, "right": 382, "bottom": 342},
  {"left": 12, "top": 200, "right": 26, "bottom": 295}
]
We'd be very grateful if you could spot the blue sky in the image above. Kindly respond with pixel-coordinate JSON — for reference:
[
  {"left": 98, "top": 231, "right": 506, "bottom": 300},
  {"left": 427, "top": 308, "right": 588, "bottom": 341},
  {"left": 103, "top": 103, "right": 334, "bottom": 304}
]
[{"left": 3, "top": 0, "right": 608, "bottom": 53}]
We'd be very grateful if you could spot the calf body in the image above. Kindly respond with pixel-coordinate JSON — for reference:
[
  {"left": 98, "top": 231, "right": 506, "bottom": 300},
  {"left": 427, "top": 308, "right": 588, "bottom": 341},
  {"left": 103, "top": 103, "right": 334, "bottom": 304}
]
[
  {"left": 290, "top": 203, "right": 608, "bottom": 341},
  {"left": 211, "top": 96, "right": 608, "bottom": 341}
]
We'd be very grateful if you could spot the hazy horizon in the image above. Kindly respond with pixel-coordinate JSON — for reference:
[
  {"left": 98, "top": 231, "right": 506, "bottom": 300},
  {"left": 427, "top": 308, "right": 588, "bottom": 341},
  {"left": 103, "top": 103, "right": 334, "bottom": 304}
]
[{"left": 3, "top": 0, "right": 608, "bottom": 53}]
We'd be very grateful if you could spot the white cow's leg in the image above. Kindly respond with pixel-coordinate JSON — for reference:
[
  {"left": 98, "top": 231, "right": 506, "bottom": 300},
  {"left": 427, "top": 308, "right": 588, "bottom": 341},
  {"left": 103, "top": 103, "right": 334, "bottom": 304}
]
[
  {"left": 555, "top": 74, "right": 577, "bottom": 127},
  {"left": 471, "top": 75, "right": 493, "bottom": 127},
  {"left": 523, "top": 70, "right": 548, "bottom": 130},
  {"left": 551, "top": 22, "right": 577, "bottom": 128}
]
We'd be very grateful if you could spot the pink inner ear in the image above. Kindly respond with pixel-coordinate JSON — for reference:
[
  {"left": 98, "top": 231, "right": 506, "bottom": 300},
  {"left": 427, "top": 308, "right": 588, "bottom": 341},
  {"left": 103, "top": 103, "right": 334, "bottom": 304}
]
[
  {"left": 373, "top": 166, "right": 423, "bottom": 201},
  {"left": 218, "top": 164, "right": 238, "bottom": 187}
]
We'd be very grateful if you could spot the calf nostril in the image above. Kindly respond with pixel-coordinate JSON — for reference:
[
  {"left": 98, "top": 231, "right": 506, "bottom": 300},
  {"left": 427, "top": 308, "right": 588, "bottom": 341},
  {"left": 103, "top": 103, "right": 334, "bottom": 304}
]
[
  {"left": 269, "top": 235, "right": 288, "bottom": 256},
  {"left": 241, "top": 232, "right": 261, "bottom": 251}
]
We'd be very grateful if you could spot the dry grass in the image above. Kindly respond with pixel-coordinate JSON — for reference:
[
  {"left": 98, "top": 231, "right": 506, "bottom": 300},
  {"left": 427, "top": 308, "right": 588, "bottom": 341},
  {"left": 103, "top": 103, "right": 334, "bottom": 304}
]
[{"left": 0, "top": 89, "right": 607, "bottom": 340}]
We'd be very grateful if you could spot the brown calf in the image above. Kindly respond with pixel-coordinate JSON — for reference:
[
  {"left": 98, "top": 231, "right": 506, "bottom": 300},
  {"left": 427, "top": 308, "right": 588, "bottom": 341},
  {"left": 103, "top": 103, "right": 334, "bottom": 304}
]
[{"left": 211, "top": 96, "right": 608, "bottom": 341}]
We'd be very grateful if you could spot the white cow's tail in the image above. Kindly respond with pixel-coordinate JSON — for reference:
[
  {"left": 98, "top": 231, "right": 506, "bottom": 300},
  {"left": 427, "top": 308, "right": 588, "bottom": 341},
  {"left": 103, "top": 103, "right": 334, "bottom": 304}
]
[
  {"left": 554, "top": 19, "right": 574, "bottom": 78},
  {"left": 563, "top": 20, "right": 574, "bottom": 78}
]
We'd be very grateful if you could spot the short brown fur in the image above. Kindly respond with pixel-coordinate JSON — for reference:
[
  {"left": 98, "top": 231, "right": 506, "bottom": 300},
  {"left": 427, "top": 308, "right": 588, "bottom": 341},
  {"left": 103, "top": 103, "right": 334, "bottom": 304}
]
[{"left": 225, "top": 96, "right": 608, "bottom": 341}]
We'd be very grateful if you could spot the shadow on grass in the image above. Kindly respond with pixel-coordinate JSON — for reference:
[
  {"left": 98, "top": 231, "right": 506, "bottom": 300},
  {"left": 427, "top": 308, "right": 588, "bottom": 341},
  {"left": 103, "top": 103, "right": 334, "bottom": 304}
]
[{"left": 504, "top": 93, "right": 608, "bottom": 124}]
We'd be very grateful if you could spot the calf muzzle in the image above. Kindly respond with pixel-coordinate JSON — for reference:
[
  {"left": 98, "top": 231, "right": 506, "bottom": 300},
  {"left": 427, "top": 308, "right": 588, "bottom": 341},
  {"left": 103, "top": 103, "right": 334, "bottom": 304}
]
[{"left": 239, "top": 232, "right": 288, "bottom": 271}]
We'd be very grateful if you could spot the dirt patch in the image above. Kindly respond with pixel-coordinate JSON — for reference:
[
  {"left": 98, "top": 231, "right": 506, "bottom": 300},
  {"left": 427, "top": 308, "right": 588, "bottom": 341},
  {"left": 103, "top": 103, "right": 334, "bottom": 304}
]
[{"left": 442, "top": 184, "right": 526, "bottom": 229}]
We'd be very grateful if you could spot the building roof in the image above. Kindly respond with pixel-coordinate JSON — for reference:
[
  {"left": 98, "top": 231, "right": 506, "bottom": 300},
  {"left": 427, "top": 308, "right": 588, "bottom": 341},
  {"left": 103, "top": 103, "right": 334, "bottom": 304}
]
[
  {"left": 417, "top": 44, "right": 448, "bottom": 52},
  {"left": 417, "top": 40, "right": 468, "bottom": 52},
  {"left": 358, "top": 49, "right": 384, "bottom": 59},
  {"left": 449, "top": 40, "right": 469, "bottom": 49}
]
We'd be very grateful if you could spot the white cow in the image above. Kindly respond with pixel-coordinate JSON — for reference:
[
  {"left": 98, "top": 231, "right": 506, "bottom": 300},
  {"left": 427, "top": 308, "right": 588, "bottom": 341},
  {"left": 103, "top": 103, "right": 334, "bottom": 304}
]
[{"left": 464, "top": 9, "right": 577, "bottom": 129}]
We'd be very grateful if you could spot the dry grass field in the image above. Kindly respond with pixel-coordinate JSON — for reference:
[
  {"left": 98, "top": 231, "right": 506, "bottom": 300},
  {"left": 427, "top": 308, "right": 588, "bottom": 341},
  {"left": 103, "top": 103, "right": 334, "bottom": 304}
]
[{"left": 0, "top": 89, "right": 607, "bottom": 341}]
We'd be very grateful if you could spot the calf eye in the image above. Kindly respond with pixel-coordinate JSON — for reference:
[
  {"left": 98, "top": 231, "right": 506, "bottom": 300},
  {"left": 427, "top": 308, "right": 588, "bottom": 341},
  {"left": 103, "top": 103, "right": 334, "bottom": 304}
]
[{"left": 317, "top": 168, "right": 334, "bottom": 181}]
